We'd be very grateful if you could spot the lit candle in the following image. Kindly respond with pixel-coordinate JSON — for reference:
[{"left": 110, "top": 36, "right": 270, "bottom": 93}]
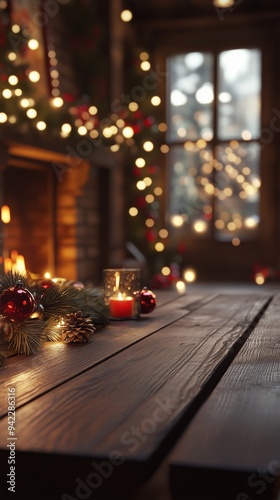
[
  {"left": 109, "top": 292, "right": 134, "bottom": 319},
  {"left": 1, "top": 205, "right": 11, "bottom": 224}
]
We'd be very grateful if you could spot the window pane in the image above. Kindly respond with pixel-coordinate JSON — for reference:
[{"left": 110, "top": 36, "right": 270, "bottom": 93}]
[
  {"left": 167, "top": 52, "right": 214, "bottom": 142},
  {"left": 214, "top": 141, "right": 260, "bottom": 241},
  {"left": 218, "top": 49, "right": 261, "bottom": 140},
  {"left": 168, "top": 143, "right": 213, "bottom": 234}
]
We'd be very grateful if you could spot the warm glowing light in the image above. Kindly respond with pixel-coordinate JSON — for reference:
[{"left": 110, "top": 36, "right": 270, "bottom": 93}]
[
  {"left": 103, "top": 127, "right": 113, "bottom": 138},
  {"left": 0, "top": 113, "right": 7, "bottom": 123},
  {"left": 160, "top": 145, "right": 169, "bottom": 153},
  {"left": 136, "top": 180, "right": 146, "bottom": 191},
  {"left": 145, "top": 219, "right": 154, "bottom": 228},
  {"left": 227, "top": 222, "right": 236, "bottom": 231},
  {"left": 61, "top": 123, "right": 72, "bottom": 134},
  {"left": 213, "top": 0, "right": 234, "bottom": 7},
  {"left": 129, "top": 102, "right": 138, "bottom": 112},
  {"left": 28, "top": 39, "right": 39, "bottom": 50},
  {"left": 8, "top": 52, "right": 16, "bottom": 61},
  {"left": 110, "top": 144, "right": 120, "bottom": 152},
  {"left": 123, "top": 126, "right": 134, "bottom": 138},
  {"left": 155, "top": 242, "right": 165, "bottom": 252},
  {"left": 244, "top": 216, "right": 259, "bottom": 228},
  {"left": 193, "top": 220, "right": 207, "bottom": 233},
  {"left": 143, "top": 141, "right": 154, "bottom": 152},
  {"left": 176, "top": 281, "right": 186, "bottom": 293},
  {"left": 110, "top": 125, "right": 118, "bottom": 135},
  {"left": 177, "top": 127, "right": 187, "bottom": 138},
  {"left": 2, "top": 89, "right": 12, "bottom": 98},
  {"left": 135, "top": 157, "right": 145, "bottom": 168},
  {"left": 197, "top": 139, "right": 207, "bottom": 149},
  {"left": 120, "top": 9, "right": 133, "bottom": 22},
  {"left": 44, "top": 272, "right": 51, "bottom": 279},
  {"left": 11, "top": 24, "right": 20, "bottom": 33},
  {"left": 184, "top": 268, "right": 196, "bottom": 282},
  {"left": 116, "top": 118, "right": 125, "bottom": 128},
  {"left": 8, "top": 75, "right": 18, "bottom": 86},
  {"left": 140, "top": 52, "right": 149, "bottom": 61},
  {"left": 161, "top": 266, "right": 171, "bottom": 276},
  {"left": 28, "top": 70, "right": 40, "bottom": 82},
  {"left": 143, "top": 177, "right": 152, "bottom": 186},
  {"left": 159, "top": 229, "right": 168, "bottom": 238},
  {"left": 171, "top": 215, "right": 185, "bottom": 227},
  {"left": 215, "top": 219, "right": 225, "bottom": 229},
  {"left": 158, "top": 122, "right": 167, "bottom": 132},
  {"left": 52, "top": 97, "right": 64, "bottom": 107},
  {"left": 78, "top": 126, "right": 87, "bottom": 135},
  {"left": 232, "top": 238, "right": 241, "bottom": 246},
  {"left": 36, "top": 121, "right": 47, "bottom": 130},
  {"left": 19, "top": 98, "right": 28, "bottom": 108},
  {"left": 252, "top": 178, "right": 261, "bottom": 188},
  {"left": 151, "top": 96, "right": 161, "bottom": 106},
  {"left": 241, "top": 129, "right": 252, "bottom": 140},
  {"left": 4, "top": 258, "right": 12, "bottom": 273},
  {"left": 129, "top": 207, "right": 138, "bottom": 216},
  {"left": 154, "top": 187, "right": 163, "bottom": 196},
  {"left": 26, "top": 108, "right": 37, "bottom": 119},
  {"left": 89, "top": 105, "right": 98, "bottom": 115},
  {"left": 15, "top": 255, "right": 26, "bottom": 274},
  {"left": 204, "top": 183, "right": 215, "bottom": 195},
  {"left": 140, "top": 61, "right": 151, "bottom": 71},
  {"left": 255, "top": 273, "right": 265, "bottom": 285},
  {"left": 90, "top": 130, "right": 99, "bottom": 139},
  {"left": 1, "top": 205, "right": 10, "bottom": 223},
  {"left": 145, "top": 194, "right": 155, "bottom": 203}
]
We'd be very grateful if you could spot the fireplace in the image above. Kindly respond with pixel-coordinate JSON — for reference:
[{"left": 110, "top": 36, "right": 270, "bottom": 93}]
[{"left": 0, "top": 142, "right": 124, "bottom": 286}]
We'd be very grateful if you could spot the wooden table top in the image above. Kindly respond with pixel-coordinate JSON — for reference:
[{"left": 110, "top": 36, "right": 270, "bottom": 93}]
[{"left": 0, "top": 284, "right": 279, "bottom": 500}]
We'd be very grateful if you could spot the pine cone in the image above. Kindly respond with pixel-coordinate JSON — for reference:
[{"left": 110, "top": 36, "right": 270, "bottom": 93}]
[{"left": 61, "top": 311, "right": 96, "bottom": 343}]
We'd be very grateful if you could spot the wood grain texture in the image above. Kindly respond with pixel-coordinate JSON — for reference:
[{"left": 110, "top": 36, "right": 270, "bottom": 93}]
[
  {"left": 0, "top": 292, "right": 214, "bottom": 417},
  {"left": 169, "top": 294, "right": 280, "bottom": 500},
  {"left": 0, "top": 294, "right": 269, "bottom": 499}
]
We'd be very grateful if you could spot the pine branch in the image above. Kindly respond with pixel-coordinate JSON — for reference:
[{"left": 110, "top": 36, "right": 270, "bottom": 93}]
[
  {"left": 9, "top": 319, "right": 45, "bottom": 356},
  {"left": 41, "top": 282, "right": 109, "bottom": 327},
  {"left": 43, "top": 317, "right": 63, "bottom": 342},
  {"left": 41, "top": 281, "right": 80, "bottom": 318},
  {"left": 0, "top": 271, "right": 29, "bottom": 292}
]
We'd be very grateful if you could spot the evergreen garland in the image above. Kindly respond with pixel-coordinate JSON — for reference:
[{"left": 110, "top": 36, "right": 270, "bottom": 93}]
[{"left": 0, "top": 272, "right": 109, "bottom": 367}]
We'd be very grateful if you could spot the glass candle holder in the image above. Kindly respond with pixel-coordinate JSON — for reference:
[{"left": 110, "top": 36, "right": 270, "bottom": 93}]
[{"left": 103, "top": 268, "right": 141, "bottom": 320}]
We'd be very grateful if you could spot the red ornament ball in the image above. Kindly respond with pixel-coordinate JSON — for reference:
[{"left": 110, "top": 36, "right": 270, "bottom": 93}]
[
  {"left": 0, "top": 280, "right": 35, "bottom": 323},
  {"left": 140, "top": 287, "right": 156, "bottom": 314}
]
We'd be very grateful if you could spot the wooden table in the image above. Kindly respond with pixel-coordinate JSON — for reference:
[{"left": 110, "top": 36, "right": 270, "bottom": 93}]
[{"left": 1, "top": 286, "right": 280, "bottom": 500}]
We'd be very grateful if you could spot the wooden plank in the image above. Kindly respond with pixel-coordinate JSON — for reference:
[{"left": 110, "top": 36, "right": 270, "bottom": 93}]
[
  {"left": 169, "top": 294, "right": 280, "bottom": 500},
  {"left": 0, "top": 294, "right": 270, "bottom": 499},
  {"left": 0, "top": 292, "right": 215, "bottom": 416}
]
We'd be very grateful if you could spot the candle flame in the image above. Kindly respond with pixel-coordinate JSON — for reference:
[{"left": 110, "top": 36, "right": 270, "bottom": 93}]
[
  {"left": 4, "top": 253, "right": 26, "bottom": 273},
  {"left": 1, "top": 205, "right": 10, "bottom": 224},
  {"left": 115, "top": 271, "right": 120, "bottom": 291}
]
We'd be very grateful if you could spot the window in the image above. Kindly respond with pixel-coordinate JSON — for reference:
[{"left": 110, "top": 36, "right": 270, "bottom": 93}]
[{"left": 167, "top": 49, "right": 261, "bottom": 242}]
